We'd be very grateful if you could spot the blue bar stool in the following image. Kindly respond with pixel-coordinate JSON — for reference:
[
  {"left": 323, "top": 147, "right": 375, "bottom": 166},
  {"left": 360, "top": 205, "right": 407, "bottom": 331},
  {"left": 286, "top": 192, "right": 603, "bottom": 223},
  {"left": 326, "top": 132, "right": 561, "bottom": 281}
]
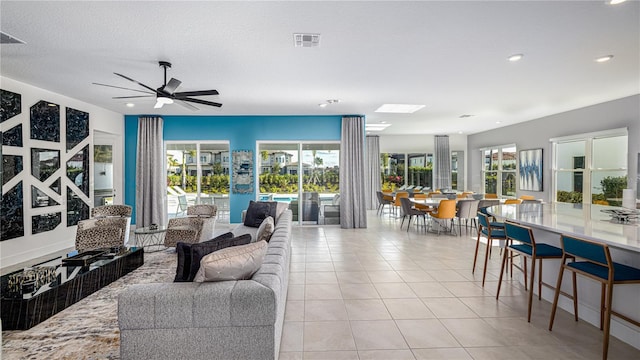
[
  {"left": 474, "top": 212, "right": 507, "bottom": 286},
  {"left": 497, "top": 220, "right": 566, "bottom": 322},
  {"left": 549, "top": 234, "right": 640, "bottom": 360}
]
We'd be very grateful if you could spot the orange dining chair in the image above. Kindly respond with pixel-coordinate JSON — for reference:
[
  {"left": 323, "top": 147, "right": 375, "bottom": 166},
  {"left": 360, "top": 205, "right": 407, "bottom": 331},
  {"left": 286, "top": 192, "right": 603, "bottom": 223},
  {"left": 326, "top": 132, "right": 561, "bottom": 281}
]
[
  {"left": 393, "top": 191, "right": 409, "bottom": 216},
  {"left": 427, "top": 199, "right": 457, "bottom": 235},
  {"left": 519, "top": 195, "right": 536, "bottom": 201},
  {"left": 485, "top": 193, "right": 498, "bottom": 199},
  {"left": 504, "top": 199, "right": 522, "bottom": 205},
  {"left": 412, "top": 193, "right": 433, "bottom": 212}
]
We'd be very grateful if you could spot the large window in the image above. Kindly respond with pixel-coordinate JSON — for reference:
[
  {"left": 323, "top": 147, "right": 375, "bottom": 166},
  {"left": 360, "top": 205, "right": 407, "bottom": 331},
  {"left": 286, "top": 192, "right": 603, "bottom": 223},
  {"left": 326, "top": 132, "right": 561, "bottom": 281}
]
[
  {"left": 258, "top": 142, "right": 340, "bottom": 225},
  {"left": 481, "top": 145, "right": 516, "bottom": 197},
  {"left": 553, "top": 130, "right": 627, "bottom": 205},
  {"left": 166, "top": 142, "right": 230, "bottom": 221}
]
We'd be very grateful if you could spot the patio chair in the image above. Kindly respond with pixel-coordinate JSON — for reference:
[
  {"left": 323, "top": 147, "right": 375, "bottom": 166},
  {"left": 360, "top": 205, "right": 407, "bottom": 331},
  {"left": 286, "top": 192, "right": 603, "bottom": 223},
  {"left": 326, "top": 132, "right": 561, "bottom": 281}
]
[{"left": 175, "top": 195, "right": 188, "bottom": 217}]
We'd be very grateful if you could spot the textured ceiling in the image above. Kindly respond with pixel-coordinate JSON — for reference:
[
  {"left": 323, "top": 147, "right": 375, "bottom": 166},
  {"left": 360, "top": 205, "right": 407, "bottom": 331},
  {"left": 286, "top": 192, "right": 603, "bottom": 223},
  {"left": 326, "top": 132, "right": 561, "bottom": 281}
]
[{"left": 1, "top": 1, "right": 638, "bottom": 135}]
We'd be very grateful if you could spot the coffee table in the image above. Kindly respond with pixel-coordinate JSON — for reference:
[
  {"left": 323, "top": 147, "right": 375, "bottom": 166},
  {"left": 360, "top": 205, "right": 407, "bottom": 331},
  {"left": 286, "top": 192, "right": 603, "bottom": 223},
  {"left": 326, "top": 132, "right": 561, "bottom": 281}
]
[
  {"left": 134, "top": 225, "right": 167, "bottom": 251},
  {"left": 1, "top": 247, "right": 144, "bottom": 330}
]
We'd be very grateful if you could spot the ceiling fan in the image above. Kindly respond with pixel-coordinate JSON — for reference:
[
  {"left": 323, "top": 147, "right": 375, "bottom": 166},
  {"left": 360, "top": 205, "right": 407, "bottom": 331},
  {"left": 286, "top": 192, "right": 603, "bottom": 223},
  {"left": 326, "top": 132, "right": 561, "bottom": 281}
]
[{"left": 93, "top": 61, "right": 222, "bottom": 110}]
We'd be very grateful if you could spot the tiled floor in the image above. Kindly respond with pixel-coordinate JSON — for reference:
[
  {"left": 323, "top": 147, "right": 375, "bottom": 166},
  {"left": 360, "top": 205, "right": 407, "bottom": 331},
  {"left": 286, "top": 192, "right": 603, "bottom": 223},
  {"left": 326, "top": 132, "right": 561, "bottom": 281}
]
[{"left": 278, "top": 211, "right": 640, "bottom": 360}]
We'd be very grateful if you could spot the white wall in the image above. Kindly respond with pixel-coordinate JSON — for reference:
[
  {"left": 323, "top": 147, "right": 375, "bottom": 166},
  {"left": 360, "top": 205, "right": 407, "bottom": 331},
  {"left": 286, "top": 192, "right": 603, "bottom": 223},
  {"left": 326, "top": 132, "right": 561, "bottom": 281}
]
[
  {"left": 1, "top": 76, "right": 124, "bottom": 270},
  {"left": 467, "top": 95, "right": 640, "bottom": 201}
]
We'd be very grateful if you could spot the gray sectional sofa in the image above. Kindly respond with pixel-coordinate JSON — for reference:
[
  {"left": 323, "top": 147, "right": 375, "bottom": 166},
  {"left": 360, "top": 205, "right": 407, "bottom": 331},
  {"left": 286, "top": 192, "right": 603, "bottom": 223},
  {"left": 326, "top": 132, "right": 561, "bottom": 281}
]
[{"left": 118, "top": 210, "right": 292, "bottom": 360}]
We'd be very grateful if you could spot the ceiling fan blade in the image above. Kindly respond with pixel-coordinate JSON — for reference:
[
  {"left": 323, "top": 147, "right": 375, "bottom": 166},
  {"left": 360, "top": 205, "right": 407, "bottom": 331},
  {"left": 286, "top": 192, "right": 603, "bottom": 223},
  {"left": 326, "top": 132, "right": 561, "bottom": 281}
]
[
  {"left": 112, "top": 95, "right": 155, "bottom": 99},
  {"left": 163, "top": 78, "right": 181, "bottom": 94},
  {"left": 180, "top": 97, "right": 223, "bottom": 108},
  {"left": 92, "top": 82, "right": 155, "bottom": 94},
  {"left": 114, "top": 72, "right": 158, "bottom": 93},
  {"left": 175, "top": 100, "right": 200, "bottom": 111},
  {"left": 173, "top": 89, "right": 219, "bottom": 97}
]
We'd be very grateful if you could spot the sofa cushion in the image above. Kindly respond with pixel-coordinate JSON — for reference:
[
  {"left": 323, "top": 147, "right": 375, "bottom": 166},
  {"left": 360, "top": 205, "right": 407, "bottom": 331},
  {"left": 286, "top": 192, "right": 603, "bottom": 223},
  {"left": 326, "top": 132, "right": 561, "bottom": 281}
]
[
  {"left": 244, "top": 201, "right": 277, "bottom": 228},
  {"left": 174, "top": 232, "right": 234, "bottom": 282},
  {"left": 255, "top": 216, "right": 275, "bottom": 243},
  {"left": 188, "top": 234, "right": 252, "bottom": 281},
  {"left": 193, "top": 240, "right": 268, "bottom": 282}
]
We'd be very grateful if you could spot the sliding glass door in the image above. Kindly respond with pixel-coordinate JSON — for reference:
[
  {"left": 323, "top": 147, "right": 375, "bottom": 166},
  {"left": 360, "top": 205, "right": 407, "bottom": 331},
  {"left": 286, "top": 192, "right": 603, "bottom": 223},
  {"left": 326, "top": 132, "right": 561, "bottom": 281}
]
[
  {"left": 258, "top": 142, "right": 340, "bottom": 225},
  {"left": 166, "top": 141, "right": 230, "bottom": 221}
]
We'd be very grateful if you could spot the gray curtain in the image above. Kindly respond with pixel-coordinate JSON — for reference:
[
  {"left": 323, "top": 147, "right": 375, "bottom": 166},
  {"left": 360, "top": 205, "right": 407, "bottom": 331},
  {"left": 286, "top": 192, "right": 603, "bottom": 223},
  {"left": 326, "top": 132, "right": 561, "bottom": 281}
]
[
  {"left": 365, "top": 135, "right": 381, "bottom": 210},
  {"left": 434, "top": 135, "right": 451, "bottom": 190},
  {"left": 136, "top": 116, "right": 166, "bottom": 227},
  {"left": 339, "top": 116, "right": 367, "bottom": 228}
]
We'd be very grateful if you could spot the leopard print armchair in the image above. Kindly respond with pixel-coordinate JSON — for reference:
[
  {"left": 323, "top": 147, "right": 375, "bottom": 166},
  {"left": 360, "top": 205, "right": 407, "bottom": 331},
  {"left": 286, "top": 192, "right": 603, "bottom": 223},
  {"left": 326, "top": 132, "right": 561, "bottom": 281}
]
[
  {"left": 75, "top": 205, "right": 132, "bottom": 252},
  {"left": 164, "top": 204, "right": 217, "bottom": 247}
]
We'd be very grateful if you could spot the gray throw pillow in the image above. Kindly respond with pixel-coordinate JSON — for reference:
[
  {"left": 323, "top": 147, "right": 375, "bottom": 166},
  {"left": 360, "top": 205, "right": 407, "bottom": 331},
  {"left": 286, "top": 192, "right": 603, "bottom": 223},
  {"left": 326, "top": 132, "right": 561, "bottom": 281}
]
[
  {"left": 255, "top": 216, "right": 275, "bottom": 243},
  {"left": 193, "top": 240, "right": 268, "bottom": 282}
]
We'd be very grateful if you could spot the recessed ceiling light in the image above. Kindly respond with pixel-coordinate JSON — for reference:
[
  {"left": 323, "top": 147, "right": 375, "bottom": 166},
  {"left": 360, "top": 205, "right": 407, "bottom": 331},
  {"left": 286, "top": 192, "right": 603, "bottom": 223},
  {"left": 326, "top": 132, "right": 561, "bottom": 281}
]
[
  {"left": 507, "top": 54, "right": 524, "bottom": 62},
  {"left": 595, "top": 55, "right": 614, "bottom": 63},
  {"left": 496, "top": 121, "right": 501, "bottom": 124},
  {"left": 375, "top": 104, "right": 425, "bottom": 114},
  {"left": 609, "top": 0, "right": 627, "bottom": 5},
  {"left": 318, "top": 103, "right": 328, "bottom": 108},
  {"left": 126, "top": 103, "right": 135, "bottom": 108},
  {"left": 458, "top": 131, "right": 463, "bottom": 134},
  {"left": 365, "top": 123, "right": 391, "bottom": 131}
]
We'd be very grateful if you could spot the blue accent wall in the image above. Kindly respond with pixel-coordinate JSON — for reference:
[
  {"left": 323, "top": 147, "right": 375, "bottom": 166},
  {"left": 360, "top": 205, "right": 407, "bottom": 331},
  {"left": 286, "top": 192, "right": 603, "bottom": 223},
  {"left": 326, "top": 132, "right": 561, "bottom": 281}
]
[{"left": 125, "top": 115, "right": 342, "bottom": 223}]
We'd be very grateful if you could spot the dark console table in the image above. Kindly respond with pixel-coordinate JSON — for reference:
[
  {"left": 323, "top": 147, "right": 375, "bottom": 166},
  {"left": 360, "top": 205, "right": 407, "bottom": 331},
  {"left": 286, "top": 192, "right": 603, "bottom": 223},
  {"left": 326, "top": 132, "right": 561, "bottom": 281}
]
[{"left": 1, "top": 247, "right": 144, "bottom": 330}]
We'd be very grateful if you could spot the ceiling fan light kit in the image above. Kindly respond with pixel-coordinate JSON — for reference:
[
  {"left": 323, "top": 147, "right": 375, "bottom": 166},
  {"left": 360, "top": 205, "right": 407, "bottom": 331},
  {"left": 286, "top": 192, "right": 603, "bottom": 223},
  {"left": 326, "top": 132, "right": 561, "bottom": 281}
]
[{"left": 94, "top": 61, "right": 222, "bottom": 110}]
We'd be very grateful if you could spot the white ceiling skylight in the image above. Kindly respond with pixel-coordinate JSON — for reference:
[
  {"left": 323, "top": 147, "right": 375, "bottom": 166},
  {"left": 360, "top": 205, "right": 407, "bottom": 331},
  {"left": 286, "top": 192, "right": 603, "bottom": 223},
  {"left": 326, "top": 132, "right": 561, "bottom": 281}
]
[
  {"left": 365, "top": 123, "right": 391, "bottom": 131},
  {"left": 375, "top": 104, "right": 425, "bottom": 113}
]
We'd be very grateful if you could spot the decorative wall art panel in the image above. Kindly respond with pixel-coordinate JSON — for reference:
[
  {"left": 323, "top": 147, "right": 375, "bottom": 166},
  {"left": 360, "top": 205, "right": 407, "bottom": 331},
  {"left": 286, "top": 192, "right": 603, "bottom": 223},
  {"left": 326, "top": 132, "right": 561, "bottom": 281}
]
[
  {"left": 0, "top": 89, "right": 21, "bottom": 123},
  {"left": 32, "top": 212, "right": 61, "bottom": 234},
  {"left": 519, "top": 148, "right": 543, "bottom": 191},
  {"left": 66, "top": 188, "right": 89, "bottom": 226},
  {"left": 1, "top": 181, "right": 24, "bottom": 241},
  {"left": 232, "top": 150, "right": 253, "bottom": 194},
  {"left": 50, "top": 177, "right": 61, "bottom": 194},
  {"left": 2, "top": 155, "right": 23, "bottom": 186},
  {"left": 31, "top": 185, "right": 60, "bottom": 208},
  {"left": 30, "top": 100, "right": 60, "bottom": 142},
  {"left": 31, "top": 148, "right": 60, "bottom": 182},
  {"left": 66, "top": 107, "right": 89, "bottom": 151},
  {"left": 2, "top": 124, "right": 23, "bottom": 147},
  {"left": 67, "top": 145, "right": 90, "bottom": 196}
]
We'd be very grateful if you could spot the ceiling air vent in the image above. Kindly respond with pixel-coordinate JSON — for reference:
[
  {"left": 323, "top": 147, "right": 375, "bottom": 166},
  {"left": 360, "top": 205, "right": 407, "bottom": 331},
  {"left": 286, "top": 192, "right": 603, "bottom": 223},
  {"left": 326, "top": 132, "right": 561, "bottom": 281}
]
[
  {"left": 293, "top": 33, "right": 320, "bottom": 48},
  {"left": 0, "top": 31, "right": 26, "bottom": 44}
]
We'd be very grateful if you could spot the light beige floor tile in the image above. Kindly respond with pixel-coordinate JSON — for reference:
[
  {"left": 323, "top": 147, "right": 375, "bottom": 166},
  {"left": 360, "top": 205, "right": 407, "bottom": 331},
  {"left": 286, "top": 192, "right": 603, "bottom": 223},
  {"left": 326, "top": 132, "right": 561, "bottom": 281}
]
[
  {"left": 482, "top": 317, "right": 562, "bottom": 346},
  {"left": 440, "top": 318, "right": 508, "bottom": 347},
  {"left": 285, "top": 300, "right": 305, "bottom": 322},
  {"left": 306, "top": 254, "right": 333, "bottom": 262},
  {"left": 305, "top": 284, "right": 343, "bottom": 300},
  {"left": 304, "top": 300, "right": 348, "bottom": 321},
  {"left": 305, "top": 271, "right": 338, "bottom": 284},
  {"left": 303, "top": 321, "right": 356, "bottom": 351},
  {"left": 336, "top": 271, "right": 371, "bottom": 284},
  {"left": 367, "top": 270, "right": 404, "bottom": 283},
  {"left": 441, "top": 281, "right": 489, "bottom": 297},
  {"left": 457, "top": 296, "right": 521, "bottom": 318},
  {"left": 421, "top": 297, "right": 478, "bottom": 318},
  {"left": 350, "top": 320, "right": 409, "bottom": 350},
  {"left": 463, "top": 346, "right": 532, "bottom": 360},
  {"left": 333, "top": 261, "right": 365, "bottom": 271},
  {"left": 358, "top": 349, "right": 416, "bottom": 359},
  {"left": 395, "top": 270, "right": 436, "bottom": 283},
  {"left": 411, "top": 348, "right": 472, "bottom": 360},
  {"left": 281, "top": 321, "right": 304, "bottom": 352},
  {"left": 362, "top": 262, "right": 394, "bottom": 271},
  {"left": 289, "top": 272, "right": 306, "bottom": 285},
  {"left": 426, "top": 269, "right": 469, "bottom": 282},
  {"left": 344, "top": 299, "right": 391, "bottom": 320},
  {"left": 288, "top": 284, "right": 305, "bottom": 300},
  {"left": 387, "top": 260, "right": 422, "bottom": 271},
  {"left": 408, "top": 282, "right": 455, "bottom": 298},
  {"left": 305, "top": 262, "right": 335, "bottom": 272},
  {"left": 278, "top": 351, "right": 303, "bottom": 360},
  {"left": 383, "top": 298, "right": 435, "bottom": 319},
  {"left": 290, "top": 263, "right": 306, "bottom": 272},
  {"left": 339, "top": 283, "right": 381, "bottom": 299},
  {"left": 303, "top": 350, "right": 359, "bottom": 360},
  {"left": 395, "top": 319, "right": 461, "bottom": 348},
  {"left": 374, "top": 282, "right": 417, "bottom": 298}
]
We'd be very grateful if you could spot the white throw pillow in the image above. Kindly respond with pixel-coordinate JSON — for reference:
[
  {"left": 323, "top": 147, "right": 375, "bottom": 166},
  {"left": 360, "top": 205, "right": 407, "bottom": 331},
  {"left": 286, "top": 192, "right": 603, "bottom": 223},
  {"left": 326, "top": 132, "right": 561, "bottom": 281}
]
[
  {"left": 255, "top": 216, "right": 275, "bottom": 243},
  {"left": 193, "top": 240, "right": 268, "bottom": 282}
]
